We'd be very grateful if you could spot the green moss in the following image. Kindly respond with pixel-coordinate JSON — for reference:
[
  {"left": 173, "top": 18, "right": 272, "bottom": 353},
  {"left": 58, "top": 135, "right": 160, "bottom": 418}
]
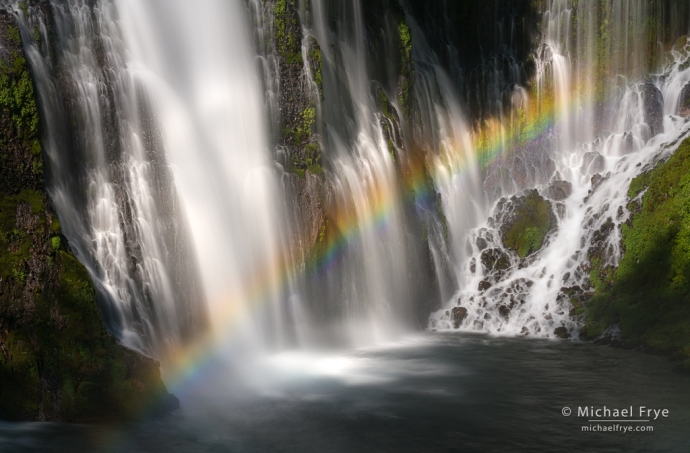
[
  {"left": 50, "top": 216, "right": 60, "bottom": 232},
  {"left": 318, "top": 218, "right": 328, "bottom": 243},
  {"left": 274, "top": 0, "right": 300, "bottom": 62},
  {"left": 501, "top": 190, "right": 553, "bottom": 258},
  {"left": 30, "top": 139, "right": 41, "bottom": 155},
  {"left": 308, "top": 42, "right": 323, "bottom": 96},
  {"left": 307, "top": 164, "right": 323, "bottom": 175},
  {"left": 5, "top": 25, "right": 21, "bottom": 46},
  {"left": 399, "top": 22, "right": 412, "bottom": 56},
  {"left": 18, "top": 2, "right": 29, "bottom": 18},
  {"left": 301, "top": 107, "right": 315, "bottom": 133},
  {"left": 584, "top": 138, "right": 690, "bottom": 356},
  {"left": 51, "top": 236, "right": 60, "bottom": 251},
  {"left": 0, "top": 53, "right": 39, "bottom": 140},
  {"left": 397, "top": 21, "right": 413, "bottom": 116}
]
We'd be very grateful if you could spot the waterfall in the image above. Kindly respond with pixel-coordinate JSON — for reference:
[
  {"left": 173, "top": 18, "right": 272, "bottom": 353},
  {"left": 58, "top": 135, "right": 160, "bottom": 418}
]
[
  {"left": 12, "top": 0, "right": 690, "bottom": 360},
  {"left": 299, "top": 0, "right": 420, "bottom": 344},
  {"left": 17, "top": 0, "right": 206, "bottom": 356},
  {"left": 429, "top": 0, "right": 690, "bottom": 338},
  {"left": 15, "top": 0, "right": 307, "bottom": 357}
]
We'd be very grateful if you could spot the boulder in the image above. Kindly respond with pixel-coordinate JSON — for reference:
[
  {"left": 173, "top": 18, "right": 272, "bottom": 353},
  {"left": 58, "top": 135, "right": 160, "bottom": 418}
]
[
  {"left": 554, "top": 327, "right": 569, "bottom": 339},
  {"left": 640, "top": 83, "right": 664, "bottom": 137},
  {"left": 581, "top": 152, "right": 605, "bottom": 175},
  {"left": 495, "top": 190, "right": 555, "bottom": 258},
  {"left": 478, "top": 280, "right": 492, "bottom": 291},
  {"left": 543, "top": 180, "right": 572, "bottom": 201},
  {"left": 451, "top": 306, "right": 468, "bottom": 328},
  {"left": 679, "top": 84, "right": 690, "bottom": 117}
]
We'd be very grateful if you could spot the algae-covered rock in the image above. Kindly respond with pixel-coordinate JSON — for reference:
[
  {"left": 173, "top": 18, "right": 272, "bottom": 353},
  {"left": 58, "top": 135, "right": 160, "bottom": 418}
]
[
  {"left": 495, "top": 190, "right": 554, "bottom": 258},
  {"left": 480, "top": 248, "right": 510, "bottom": 272},
  {"left": 554, "top": 327, "right": 569, "bottom": 339}
]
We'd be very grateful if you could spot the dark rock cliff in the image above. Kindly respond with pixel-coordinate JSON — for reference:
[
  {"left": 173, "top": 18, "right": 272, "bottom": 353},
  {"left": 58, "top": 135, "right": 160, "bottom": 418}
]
[{"left": 0, "top": 7, "right": 177, "bottom": 422}]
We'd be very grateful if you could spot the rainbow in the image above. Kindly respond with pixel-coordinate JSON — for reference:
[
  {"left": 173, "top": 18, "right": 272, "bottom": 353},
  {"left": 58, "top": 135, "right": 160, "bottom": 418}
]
[{"left": 147, "top": 77, "right": 583, "bottom": 416}]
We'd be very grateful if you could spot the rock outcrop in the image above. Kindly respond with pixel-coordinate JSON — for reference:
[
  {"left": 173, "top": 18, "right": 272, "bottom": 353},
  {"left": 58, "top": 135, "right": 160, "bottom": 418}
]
[
  {"left": 678, "top": 83, "right": 690, "bottom": 117},
  {"left": 641, "top": 83, "right": 664, "bottom": 137},
  {"left": 492, "top": 190, "right": 555, "bottom": 258},
  {"left": 543, "top": 180, "right": 572, "bottom": 201}
]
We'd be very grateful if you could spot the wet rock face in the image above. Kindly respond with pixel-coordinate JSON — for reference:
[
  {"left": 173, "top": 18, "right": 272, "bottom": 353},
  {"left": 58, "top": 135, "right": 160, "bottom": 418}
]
[
  {"left": 679, "top": 84, "right": 690, "bottom": 117},
  {"left": 554, "top": 326, "right": 569, "bottom": 339},
  {"left": 451, "top": 306, "right": 468, "bottom": 328},
  {"left": 581, "top": 152, "right": 605, "bottom": 175},
  {"left": 480, "top": 248, "right": 510, "bottom": 273},
  {"left": 494, "top": 190, "right": 555, "bottom": 258},
  {"left": 543, "top": 180, "right": 572, "bottom": 201},
  {"left": 620, "top": 132, "right": 636, "bottom": 155},
  {"left": 641, "top": 83, "right": 664, "bottom": 137}
]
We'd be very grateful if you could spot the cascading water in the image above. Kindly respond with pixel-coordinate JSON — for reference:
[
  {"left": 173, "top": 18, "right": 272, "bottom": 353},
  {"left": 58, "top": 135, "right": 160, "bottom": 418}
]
[
  {"left": 11, "top": 0, "right": 690, "bottom": 362},
  {"left": 15, "top": 0, "right": 308, "bottom": 357},
  {"left": 114, "top": 0, "right": 306, "bottom": 352},
  {"left": 301, "top": 0, "right": 419, "bottom": 344},
  {"left": 17, "top": 0, "right": 424, "bottom": 358},
  {"left": 17, "top": 0, "right": 206, "bottom": 356},
  {"left": 429, "top": 0, "right": 690, "bottom": 338}
]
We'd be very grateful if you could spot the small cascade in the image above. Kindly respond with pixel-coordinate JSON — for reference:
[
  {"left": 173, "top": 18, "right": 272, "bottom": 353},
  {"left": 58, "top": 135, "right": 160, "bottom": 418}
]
[{"left": 430, "top": 0, "right": 690, "bottom": 338}]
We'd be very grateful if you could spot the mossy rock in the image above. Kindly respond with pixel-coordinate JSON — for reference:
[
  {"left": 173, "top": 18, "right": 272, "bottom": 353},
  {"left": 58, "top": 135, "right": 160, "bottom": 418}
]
[
  {"left": 497, "top": 189, "right": 554, "bottom": 258},
  {"left": 0, "top": 190, "right": 179, "bottom": 421},
  {"left": 584, "top": 138, "right": 690, "bottom": 358}
]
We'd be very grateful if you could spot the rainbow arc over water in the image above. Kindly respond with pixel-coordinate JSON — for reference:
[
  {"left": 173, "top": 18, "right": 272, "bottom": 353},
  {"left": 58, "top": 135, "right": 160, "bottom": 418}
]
[{"left": 155, "top": 80, "right": 578, "bottom": 406}]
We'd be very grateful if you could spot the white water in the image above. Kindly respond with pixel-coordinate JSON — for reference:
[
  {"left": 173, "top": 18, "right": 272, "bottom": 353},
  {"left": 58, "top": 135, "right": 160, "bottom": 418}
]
[
  {"left": 300, "top": 0, "right": 419, "bottom": 344},
  {"left": 16, "top": 0, "right": 308, "bottom": 356},
  {"left": 14, "top": 0, "right": 690, "bottom": 355},
  {"left": 17, "top": 0, "right": 208, "bottom": 355},
  {"left": 18, "top": 0, "right": 423, "bottom": 356},
  {"left": 430, "top": 1, "right": 690, "bottom": 338},
  {"left": 114, "top": 0, "right": 303, "bottom": 352}
]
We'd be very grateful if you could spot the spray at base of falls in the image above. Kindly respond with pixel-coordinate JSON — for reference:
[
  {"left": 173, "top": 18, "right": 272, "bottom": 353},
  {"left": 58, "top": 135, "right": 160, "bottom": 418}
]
[{"left": 429, "top": 1, "right": 690, "bottom": 338}]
